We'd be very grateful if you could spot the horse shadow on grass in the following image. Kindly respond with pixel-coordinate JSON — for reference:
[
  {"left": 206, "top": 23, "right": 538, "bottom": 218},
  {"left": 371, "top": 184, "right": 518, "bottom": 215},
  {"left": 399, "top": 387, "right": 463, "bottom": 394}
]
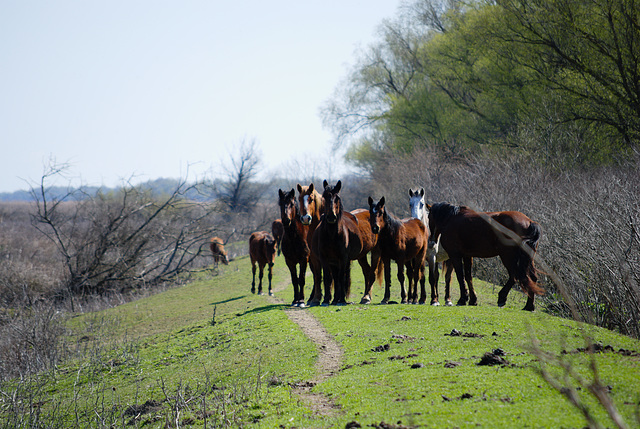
[{"left": 236, "top": 303, "right": 290, "bottom": 317}]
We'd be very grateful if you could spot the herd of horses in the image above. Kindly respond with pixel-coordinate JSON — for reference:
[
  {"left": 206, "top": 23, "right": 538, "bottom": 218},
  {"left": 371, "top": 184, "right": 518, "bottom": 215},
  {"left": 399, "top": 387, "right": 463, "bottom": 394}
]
[{"left": 225, "top": 180, "right": 544, "bottom": 312}]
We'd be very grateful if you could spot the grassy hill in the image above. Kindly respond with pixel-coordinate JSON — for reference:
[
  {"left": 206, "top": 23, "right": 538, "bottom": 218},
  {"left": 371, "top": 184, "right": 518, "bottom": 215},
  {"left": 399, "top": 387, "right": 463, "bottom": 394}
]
[{"left": 3, "top": 254, "right": 639, "bottom": 428}]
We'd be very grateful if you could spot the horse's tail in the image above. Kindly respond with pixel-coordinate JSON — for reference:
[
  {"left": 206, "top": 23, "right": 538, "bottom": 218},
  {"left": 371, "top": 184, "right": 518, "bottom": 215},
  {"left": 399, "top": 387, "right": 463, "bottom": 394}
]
[
  {"left": 517, "top": 221, "right": 544, "bottom": 295},
  {"left": 345, "top": 261, "right": 352, "bottom": 299},
  {"left": 374, "top": 256, "right": 384, "bottom": 286}
]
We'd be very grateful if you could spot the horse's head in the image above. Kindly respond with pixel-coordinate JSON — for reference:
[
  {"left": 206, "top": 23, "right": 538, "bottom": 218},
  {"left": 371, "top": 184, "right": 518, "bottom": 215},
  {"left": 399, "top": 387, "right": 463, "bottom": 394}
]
[
  {"left": 321, "top": 180, "right": 343, "bottom": 224},
  {"left": 409, "top": 187, "right": 427, "bottom": 224},
  {"left": 368, "top": 196, "right": 387, "bottom": 234},
  {"left": 297, "top": 183, "right": 320, "bottom": 226},
  {"left": 278, "top": 188, "right": 297, "bottom": 227}
]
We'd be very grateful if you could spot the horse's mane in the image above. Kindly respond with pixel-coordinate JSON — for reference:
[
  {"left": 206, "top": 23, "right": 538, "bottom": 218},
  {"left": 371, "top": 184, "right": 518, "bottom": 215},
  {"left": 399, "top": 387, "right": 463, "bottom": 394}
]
[
  {"left": 429, "top": 202, "right": 461, "bottom": 224},
  {"left": 383, "top": 207, "right": 403, "bottom": 236}
]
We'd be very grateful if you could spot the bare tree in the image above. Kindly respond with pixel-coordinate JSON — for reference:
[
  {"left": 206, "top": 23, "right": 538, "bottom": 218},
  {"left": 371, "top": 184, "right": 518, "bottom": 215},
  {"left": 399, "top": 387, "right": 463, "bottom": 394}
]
[
  {"left": 30, "top": 163, "right": 224, "bottom": 309},
  {"left": 216, "top": 138, "right": 263, "bottom": 213}
]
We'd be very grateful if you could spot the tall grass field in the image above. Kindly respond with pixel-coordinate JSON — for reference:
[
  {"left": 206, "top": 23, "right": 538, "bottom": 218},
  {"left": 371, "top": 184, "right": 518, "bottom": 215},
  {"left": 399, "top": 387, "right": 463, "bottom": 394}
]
[{"left": 2, "top": 253, "right": 639, "bottom": 428}]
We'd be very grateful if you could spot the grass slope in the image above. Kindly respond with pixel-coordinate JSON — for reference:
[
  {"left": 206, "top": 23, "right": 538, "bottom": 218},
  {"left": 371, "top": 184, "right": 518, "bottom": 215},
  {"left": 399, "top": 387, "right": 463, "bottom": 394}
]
[{"left": 4, "top": 254, "right": 639, "bottom": 428}]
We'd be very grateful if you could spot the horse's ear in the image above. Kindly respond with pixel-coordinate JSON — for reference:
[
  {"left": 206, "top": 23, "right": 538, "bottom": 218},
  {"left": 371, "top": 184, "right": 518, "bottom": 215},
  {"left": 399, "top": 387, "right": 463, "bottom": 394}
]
[
  {"left": 297, "top": 184, "right": 302, "bottom": 193},
  {"left": 278, "top": 189, "right": 284, "bottom": 198},
  {"left": 409, "top": 189, "right": 414, "bottom": 197},
  {"left": 368, "top": 196, "right": 374, "bottom": 207},
  {"left": 309, "top": 183, "right": 314, "bottom": 192},
  {"left": 288, "top": 189, "right": 295, "bottom": 198},
  {"left": 426, "top": 203, "right": 432, "bottom": 210},
  {"left": 380, "top": 196, "right": 385, "bottom": 207},
  {"left": 335, "top": 180, "right": 342, "bottom": 193},
  {"left": 323, "top": 179, "right": 329, "bottom": 189},
  {"left": 419, "top": 188, "right": 425, "bottom": 197}
]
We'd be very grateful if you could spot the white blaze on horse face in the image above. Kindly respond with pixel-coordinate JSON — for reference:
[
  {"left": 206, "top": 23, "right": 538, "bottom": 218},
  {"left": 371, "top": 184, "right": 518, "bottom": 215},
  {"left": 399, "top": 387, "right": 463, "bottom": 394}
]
[{"left": 301, "top": 195, "right": 312, "bottom": 225}]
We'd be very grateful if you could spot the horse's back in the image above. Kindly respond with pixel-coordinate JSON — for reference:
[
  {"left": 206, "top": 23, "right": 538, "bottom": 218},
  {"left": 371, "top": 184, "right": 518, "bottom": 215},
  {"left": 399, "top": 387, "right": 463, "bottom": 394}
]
[{"left": 250, "top": 231, "right": 276, "bottom": 264}]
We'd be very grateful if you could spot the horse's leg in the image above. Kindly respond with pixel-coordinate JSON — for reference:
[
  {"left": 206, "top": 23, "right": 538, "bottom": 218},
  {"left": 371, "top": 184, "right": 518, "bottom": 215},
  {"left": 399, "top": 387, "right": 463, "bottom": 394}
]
[
  {"left": 444, "top": 260, "right": 453, "bottom": 306},
  {"left": 397, "top": 261, "right": 407, "bottom": 304},
  {"left": 428, "top": 255, "right": 440, "bottom": 305},
  {"left": 464, "top": 257, "right": 477, "bottom": 305},
  {"left": 381, "top": 258, "right": 392, "bottom": 304},
  {"left": 297, "top": 260, "right": 308, "bottom": 306},
  {"left": 497, "top": 254, "right": 517, "bottom": 308},
  {"left": 356, "top": 256, "right": 372, "bottom": 303},
  {"left": 257, "top": 263, "right": 265, "bottom": 295},
  {"left": 321, "top": 263, "right": 333, "bottom": 306},
  {"left": 418, "top": 259, "right": 427, "bottom": 304},
  {"left": 307, "top": 254, "right": 322, "bottom": 306},
  {"left": 361, "top": 250, "right": 381, "bottom": 304},
  {"left": 286, "top": 259, "right": 300, "bottom": 306},
  {"left": 330, "top": 263, "right": 343, "bottom": 305},
  {"left": 451, "top": 257, "right": 468, "bottom": 305},
  {"left": 267, "top": 262, "right": 274, "bottom": 296},
  {"left": 251, "top": 261, "right": 257, "bottom": 294}
]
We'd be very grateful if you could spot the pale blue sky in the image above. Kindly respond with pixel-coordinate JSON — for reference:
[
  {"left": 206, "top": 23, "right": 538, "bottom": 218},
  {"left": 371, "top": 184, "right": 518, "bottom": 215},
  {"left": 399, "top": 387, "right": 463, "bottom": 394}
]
[{"left": 0, "top": 1, "right": 401, "bottom": 193}]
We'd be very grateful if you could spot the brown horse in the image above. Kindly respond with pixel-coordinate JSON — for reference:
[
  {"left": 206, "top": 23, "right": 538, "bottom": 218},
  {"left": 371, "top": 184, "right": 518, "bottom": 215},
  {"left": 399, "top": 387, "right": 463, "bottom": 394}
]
[
  {"left": 209, "top": 237, "right": 229, "bottom": 266},
  {"left": 368, "top": 196, "right": 428, "bottom": 304},
  {"left": 249, "top": 231, "right": 277, "bottom": 296},
  {"left": 271, "top": 219, "right": 284, "bottom": 256},
  {"left": 278, "top": 188, "right": 310, "bottom": 307},
  {"left": 428, "top": 202, "right": 543, "bottom": 311},
  {"left": 312, "top": 180, "right": 363, "bottom": 305},
  {"left": 297, "top": 183, "right": 324, "bottom": 306}
]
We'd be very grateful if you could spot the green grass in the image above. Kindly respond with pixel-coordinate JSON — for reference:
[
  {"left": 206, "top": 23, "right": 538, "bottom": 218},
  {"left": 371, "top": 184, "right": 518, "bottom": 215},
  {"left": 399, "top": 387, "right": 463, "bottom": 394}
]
[{"left": 3, "top": 254, "right": 639, "bottom": 428}]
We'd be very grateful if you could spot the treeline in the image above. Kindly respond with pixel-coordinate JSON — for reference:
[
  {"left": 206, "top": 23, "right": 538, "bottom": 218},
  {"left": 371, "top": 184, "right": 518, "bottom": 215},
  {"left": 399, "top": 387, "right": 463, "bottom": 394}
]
[{"left": 323, "top": 0, "right": 639, "bottom": 170}]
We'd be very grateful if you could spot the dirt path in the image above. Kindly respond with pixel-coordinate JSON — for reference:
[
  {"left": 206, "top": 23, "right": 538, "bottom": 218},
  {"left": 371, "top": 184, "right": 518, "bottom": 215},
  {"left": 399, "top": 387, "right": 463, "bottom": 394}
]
[{"left": 267, "top": 281, "right": 343, "bottom": 417}]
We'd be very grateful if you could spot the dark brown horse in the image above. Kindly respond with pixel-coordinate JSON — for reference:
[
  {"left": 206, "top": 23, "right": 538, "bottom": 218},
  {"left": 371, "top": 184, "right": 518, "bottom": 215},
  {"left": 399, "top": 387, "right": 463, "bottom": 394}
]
[
  {"left": 271, "top": 219, "right": 284, "bottom": 256},
  {"left": 209, "top": 237, "right": 229, "bottom": 266},
  {"left": 278, "top": 188, "right": 310, "bottom": 307},
  {"left": 428, "top": 202, "right": 543, "bottom": 311},
  {"left": 368, "top": 196, "right": 428, "bottom": 304},
  {"left": 297, "top": 183, "right": 324, "bottom": 306},
  {"left": 249, "top": 231, "right": 277, "bottom": 296},
  {"left": 312, "top": 180, "right": 363, "bottom": 305}
]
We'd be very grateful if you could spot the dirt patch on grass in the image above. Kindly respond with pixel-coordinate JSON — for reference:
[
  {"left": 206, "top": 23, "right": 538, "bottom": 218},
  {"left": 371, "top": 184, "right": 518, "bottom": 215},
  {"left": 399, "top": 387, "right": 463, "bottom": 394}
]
[{"left": 267, "top": 281, "right": 344, "bottom": 417}]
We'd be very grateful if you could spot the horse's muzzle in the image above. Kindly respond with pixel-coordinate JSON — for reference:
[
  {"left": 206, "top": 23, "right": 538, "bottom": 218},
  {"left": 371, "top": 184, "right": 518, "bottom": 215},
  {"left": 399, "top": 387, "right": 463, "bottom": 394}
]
[
  {"left": 326, "top": 214, "right": 337, "bottom": 224},
  {"left": 371, "top": 225, "right": 380, "bottom": 234},
  {"left": 300, "top": 214, "right": 311, "bottom": 225}
]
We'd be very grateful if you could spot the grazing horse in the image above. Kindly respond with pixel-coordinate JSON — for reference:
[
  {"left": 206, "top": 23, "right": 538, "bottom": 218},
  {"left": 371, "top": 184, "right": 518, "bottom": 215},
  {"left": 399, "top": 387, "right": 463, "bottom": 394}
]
[
  {"left": 249, "top": 231, "right": 277, "bottom": 296},
  {"left": 278, "top": 188, "right": 310, "bottom": 307},
  {"left": 271, "top": 219, "right": 284, "bottom": 256},
  {"left": 409, "top": 188, "right": 456, "bottom": 306},
  {"left": 312, "top": 180, "right": 363, "bottom": 305},
  {"left": 209, "top": 237, "right": 229, "bottom": 266},
  {"left": 368, "top": 196, "right": 428, "bottom": 304},
  {"left": 428, "top": 202, "right": 543, "bottom": 311},
  {"left": 297, "top": 183, "right": 324, "bottom": 306}
]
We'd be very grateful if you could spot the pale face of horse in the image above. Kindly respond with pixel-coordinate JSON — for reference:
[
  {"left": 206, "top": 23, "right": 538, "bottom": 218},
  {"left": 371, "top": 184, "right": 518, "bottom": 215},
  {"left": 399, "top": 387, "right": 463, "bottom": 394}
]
[{"left": 409, "top": 188, "right": 427, "bottom": 225}]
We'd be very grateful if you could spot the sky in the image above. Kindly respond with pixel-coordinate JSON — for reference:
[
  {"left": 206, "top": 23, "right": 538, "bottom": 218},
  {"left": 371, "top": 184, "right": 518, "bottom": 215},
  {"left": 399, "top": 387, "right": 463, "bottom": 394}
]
[{"left": 0, "top": 1, "right": 402, "bottom": 193}]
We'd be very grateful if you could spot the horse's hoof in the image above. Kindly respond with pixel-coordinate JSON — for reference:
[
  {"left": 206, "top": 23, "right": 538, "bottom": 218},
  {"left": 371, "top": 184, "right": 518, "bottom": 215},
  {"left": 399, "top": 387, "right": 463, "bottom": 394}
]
[
  {"left": 522, "top": 305, "right": 535, "bottom": 312},
  {"left": 497, "top": 301, "right": 506, "bottom": 308},
  {"left": 445, "top": 301, "right": 453, "bottom": 307},
  {"left": 251, "top": 289, "right": 255, "bottom": 294},
  {"left": 269, "top": 292, "right": 274, "bottom": 297},
  {"left": 401, "top": 300, "right": 408, "bottom": 304},
  {"left": 258, "top": 292, "right": 264, "bottom": 296},
  {"left": 321, "top": 301, "right": 330, "bottom": 307},
  {"left": 298, "top": 302, "right": 306, "bottom": 308},
  {"left": 360, "top": 298, "right": 371, "bottom": 305},
  {"left": 431, "top": 301, "right": 440, "bottom": 306},
  {"left": 307, "top": 301, "right": 320, "bottom": 307}
]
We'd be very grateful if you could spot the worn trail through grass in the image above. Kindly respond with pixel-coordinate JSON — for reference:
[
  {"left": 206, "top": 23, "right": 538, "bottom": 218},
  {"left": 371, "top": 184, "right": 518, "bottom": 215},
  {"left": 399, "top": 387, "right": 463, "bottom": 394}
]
[{"left": 267, "top": 279, "right": 344, "bottom": 417}]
